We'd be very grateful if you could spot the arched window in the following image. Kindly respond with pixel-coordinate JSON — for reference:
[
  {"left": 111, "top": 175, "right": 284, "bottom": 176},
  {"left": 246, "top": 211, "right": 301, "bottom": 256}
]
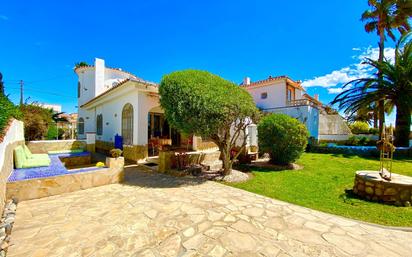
[
  {"left": 96, "top": 114, "right": 103, "bottom": 135},
  {"left": 77, "top": 82, "right": 81, "bottom": 98},
  {"left": 122, "top": 104, "right": 134, "bottom": 145},
  {"left": 78, "top": 118, "right": 84, "bottom": 134}
]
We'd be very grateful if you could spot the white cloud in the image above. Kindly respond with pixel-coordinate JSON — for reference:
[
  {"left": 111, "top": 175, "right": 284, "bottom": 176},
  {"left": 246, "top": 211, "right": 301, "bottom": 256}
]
[
  {"left": 302, "top": 46, "right": 395, "bottom": 94},
  {"left": 352, "top": 47, "right": 361, "bottom": 51},
  {"left": 0, "top": 15, "right": 8, "bottom": 20},
  {"left": 327, "top": 84, "right": 352, "bottom": 94}
]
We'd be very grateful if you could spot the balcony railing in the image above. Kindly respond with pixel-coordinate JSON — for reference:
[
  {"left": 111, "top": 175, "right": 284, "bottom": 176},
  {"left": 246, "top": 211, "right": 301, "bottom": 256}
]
[{"left": 287, "top": 99, "right": 320, "bottom": 108}]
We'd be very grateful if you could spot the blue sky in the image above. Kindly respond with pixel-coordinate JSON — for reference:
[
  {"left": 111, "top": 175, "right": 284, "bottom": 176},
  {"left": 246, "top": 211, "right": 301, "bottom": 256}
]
[{"left": 0, "top": 0, "right": 398, "bottom": 123}]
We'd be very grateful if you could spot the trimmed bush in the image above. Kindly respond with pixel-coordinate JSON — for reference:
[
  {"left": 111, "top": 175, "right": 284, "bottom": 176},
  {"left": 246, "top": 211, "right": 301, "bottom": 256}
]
[
  {"left": 160, "top": 70, "right": 259, "bottom": 174},
  {"left": 349, "top": 121, "right": 370, "bottom": 134},
  {"left": 258, "top": 113, "right": 309, "bottom": 165}
]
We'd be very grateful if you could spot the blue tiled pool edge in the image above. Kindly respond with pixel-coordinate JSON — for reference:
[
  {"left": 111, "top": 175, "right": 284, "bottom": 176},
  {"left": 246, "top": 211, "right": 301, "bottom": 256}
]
[{"left": 9, "top": 152, "right": 107, "bottom": 182}]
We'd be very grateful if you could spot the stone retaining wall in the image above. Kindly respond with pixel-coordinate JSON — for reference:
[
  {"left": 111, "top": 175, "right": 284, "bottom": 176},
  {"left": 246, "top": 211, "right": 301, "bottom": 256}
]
[
  {"left": 6, "top": 157, "right": 124, "bottom": 202},
  {"left": 123, "top": 145, "right": 147, "bottom": 162},
  {"left": 26, "top": 140, "right": 86, "bottom": 154},
  {"left": 353, "top": 171, "right": 412, "bottom": 207},
  {"left": 59, "top": 155, "right": 91, "bottom": 167},
  {"left": 158, "top": 150, "right": 221, "bottom": 173},
  {"left": 96, "top": 140, "right": 148, "bottom": 162}
]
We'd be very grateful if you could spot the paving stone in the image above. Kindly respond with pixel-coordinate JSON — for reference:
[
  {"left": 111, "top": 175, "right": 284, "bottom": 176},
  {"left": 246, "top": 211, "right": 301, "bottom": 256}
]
[
  {"left": 6, "top": 167, "right": 412, "bottom": 257},
  {"left": 322, "top": 233, "right": 366, "bottom": 255},
  {"left": 183, "top": 227, "right": 195, "bottom": 237}
]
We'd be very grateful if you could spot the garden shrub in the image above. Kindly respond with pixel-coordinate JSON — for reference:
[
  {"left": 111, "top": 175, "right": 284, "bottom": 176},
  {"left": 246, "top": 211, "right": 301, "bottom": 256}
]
[
  {"left": 369, "top": 127, "right": 379, "bottom": 135},
  {"left": 258, "top": 113, "right": 309, "bottom": 165},
  {"left": 349, "top": 121, "right": 370, "bottom": 134},
  {"left": 0, "top": 94, "right": 22, "bottom": 138},
  {"left": 159, "top": 70, "right": 259, "bottom": 175}
]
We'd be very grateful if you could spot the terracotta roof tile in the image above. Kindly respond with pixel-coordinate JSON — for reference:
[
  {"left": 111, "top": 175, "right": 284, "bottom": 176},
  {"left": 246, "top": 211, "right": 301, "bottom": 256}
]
[
  {"left": 80, "top": 78, "right": 158, "bottom": 108},
  {"left": 241, "top": 75, "right": 304, "bottom": 90}
]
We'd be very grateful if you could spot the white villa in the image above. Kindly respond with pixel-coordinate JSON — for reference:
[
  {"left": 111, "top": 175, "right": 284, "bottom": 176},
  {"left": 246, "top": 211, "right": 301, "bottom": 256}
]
[
  {"left": 76, "top": 58, "right": 349, "bottom": 162},
  {"left": 241, "top": 76, "right": 351, "bottom": 141},
  {"left": 76, "top": 58, "right": 220, "bottom": 162}
]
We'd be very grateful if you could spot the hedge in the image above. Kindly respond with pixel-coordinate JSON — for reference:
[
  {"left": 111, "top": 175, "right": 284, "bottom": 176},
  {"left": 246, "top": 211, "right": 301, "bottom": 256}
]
[{"left": 0, "top": 95, "right": 21, "bottom": 138}]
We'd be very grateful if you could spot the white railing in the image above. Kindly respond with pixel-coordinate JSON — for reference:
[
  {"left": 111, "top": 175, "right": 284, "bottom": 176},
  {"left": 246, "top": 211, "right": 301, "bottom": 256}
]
[{"left": 287, "top": 99, "right": 319, "bottom": 108}]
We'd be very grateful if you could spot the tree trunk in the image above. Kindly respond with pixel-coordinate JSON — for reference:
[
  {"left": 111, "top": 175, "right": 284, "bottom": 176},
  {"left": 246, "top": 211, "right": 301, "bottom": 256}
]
[
  {"left": 378, "top": 31, "right": 386, "bottom": 139},
  {"left": 373, "top": 108, "right": 378, "bottom": 128},
  {"left": 220, "top": 147, "right": 232, "bottom": 176},
  {"left": 394, "top": 105, "right": 411, "bottom": 147}
]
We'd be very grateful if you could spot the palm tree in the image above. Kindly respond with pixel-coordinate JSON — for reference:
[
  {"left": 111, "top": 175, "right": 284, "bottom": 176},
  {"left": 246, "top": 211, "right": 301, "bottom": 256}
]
[
  {"left": 346, "top": 104, "right": 375, "bottom": 125},
  {"left": 331, "top": 34, "right": 412, "bottom": 146},
  {"left": 361, "top": 0, "right": 411, "bottom": 137}
]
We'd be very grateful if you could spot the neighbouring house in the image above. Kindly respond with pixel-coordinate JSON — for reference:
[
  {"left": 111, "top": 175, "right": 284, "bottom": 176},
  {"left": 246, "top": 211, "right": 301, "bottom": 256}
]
[
  {"left": 39, "top": 103, "right": 62, "bottom": 113},
  {"left": 241, "top": 76, "right": 351, "bottom": 140},
  {"left": 76, "top": 58, "right": 230, "bottom": 162}
]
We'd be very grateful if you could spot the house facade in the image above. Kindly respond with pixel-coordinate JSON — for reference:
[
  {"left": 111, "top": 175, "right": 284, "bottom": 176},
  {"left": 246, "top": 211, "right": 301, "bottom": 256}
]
[
  {"left": 241, "top": 76, "right": 321, "bottom": 138},
  {"left": 241, "top": 75, "right": 351, "bottom": 140},
  {"left": 76, "top": 58, "right": 220, "bottom": 162},
  {"left": 76, "top": 59, "right": 349, "bottom": 162}
]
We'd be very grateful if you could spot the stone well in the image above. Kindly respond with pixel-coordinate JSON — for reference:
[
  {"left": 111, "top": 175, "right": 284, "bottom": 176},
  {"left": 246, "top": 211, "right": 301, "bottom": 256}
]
[{"left": 353, "top": 171, "right": 412, "bottom": 207}]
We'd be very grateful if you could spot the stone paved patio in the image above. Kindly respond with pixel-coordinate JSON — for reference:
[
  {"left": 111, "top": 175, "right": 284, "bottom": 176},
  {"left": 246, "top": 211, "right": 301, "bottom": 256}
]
[{"left": 8, "top": 166, "right": 412, "bottom": 257}]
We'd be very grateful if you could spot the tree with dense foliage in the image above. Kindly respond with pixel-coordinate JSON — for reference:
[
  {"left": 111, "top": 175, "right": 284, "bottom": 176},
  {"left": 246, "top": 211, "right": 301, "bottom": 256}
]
[
  {"left": 0, "top": 94, "right": 22, "bottom": 138},
  {"left": 258, "top": 114, "right": 309, "bottom": 165},
  {"left": 361, "top": 0, "right": 412, "bottom": 136},
  {"left": 350, "top": 121, "right": 371, "bottom": 134},
  {"left": 159, "top": 70, "right": 259, "bottom": 175},
  {"left": 332, "top": 34, "right": 412, "bottom": 146},
  {"left": 74, "top": 62, "right": 89, "bottom": 68},
  {"left": 20, "top": 104, "right": 54, "bottom": 141}
]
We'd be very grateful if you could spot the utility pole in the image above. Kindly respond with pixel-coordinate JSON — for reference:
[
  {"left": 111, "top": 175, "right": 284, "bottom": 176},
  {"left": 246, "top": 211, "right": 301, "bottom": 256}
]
[
  {"left": 0, "top": 72, "right": 4, "bottom": 95},
  {"left": 19, "top": 80, "right": 24, "bottom": 105}
]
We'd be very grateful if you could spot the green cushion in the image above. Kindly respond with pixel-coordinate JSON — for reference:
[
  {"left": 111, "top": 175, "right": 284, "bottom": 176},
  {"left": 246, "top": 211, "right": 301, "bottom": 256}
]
[
  {"left": 48, "top": 149, "right": 84, "bottom": 154},
  {"left": 32, "top": 153, "right": 50, "bottom": 160},
  {"left": 21, "top": 158, "right": 51, "bottom": 168},
  {"left": 14, "top": 146, "right": 27, "bottom": 169},
  {"left": 23, "top": 145, "right": 33, "bottom": 159}
]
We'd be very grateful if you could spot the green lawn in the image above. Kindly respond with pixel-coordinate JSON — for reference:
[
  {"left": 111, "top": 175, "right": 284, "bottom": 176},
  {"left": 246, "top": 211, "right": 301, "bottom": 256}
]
[{"left": 230, "top": 153, "right": 412, "bottom": 227}]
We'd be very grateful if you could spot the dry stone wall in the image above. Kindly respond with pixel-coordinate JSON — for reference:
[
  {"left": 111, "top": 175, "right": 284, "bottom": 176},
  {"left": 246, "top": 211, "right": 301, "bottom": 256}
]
[{"left": 353, "top": 171, "right": 412, "bottom": 207}]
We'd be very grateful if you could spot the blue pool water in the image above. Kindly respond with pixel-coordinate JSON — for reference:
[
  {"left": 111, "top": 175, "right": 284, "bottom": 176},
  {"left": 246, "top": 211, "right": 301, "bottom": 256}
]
[{"left": 9, "top": 152, "right": 105, "bottom": 182}]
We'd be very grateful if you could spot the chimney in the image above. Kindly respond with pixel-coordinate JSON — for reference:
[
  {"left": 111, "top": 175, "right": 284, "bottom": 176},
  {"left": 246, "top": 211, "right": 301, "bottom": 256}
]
[
  {"left": 243, "top": 77, "right": 251, "bottom": 86},
  {"left": 94, "top": 58, "right": 105, "bottom": 96},
  {"left": 314, "top": 94, "right": 319, "bottom": 101}
]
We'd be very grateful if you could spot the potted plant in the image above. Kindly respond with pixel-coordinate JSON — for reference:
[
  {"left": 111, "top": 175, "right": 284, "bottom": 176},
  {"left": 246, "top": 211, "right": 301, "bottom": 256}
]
[{"left": 110, "top": 148, "right": 123, "bottom": 158}]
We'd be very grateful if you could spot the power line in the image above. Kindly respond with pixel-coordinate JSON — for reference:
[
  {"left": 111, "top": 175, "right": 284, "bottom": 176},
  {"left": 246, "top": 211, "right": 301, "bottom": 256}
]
[{"left": 6, "top": 86, "right": 77, "bottom": 99}]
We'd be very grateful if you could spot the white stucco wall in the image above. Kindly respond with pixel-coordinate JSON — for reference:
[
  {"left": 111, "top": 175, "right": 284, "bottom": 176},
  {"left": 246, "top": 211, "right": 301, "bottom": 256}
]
[
  {"left": 77, "top": 108, "right": 96, "bottom": 140},
  {"left": 94, "top": 91, "right": 140, "bottom": 143},
  {"left": 0, "top": 120, "right": 24, "bottom": 170},
  {"left": 79, "top": 82, "right": 160, "bottom": 146},
  {"left": 136, "top": 92, "right": 160, "bottom": 145},
  {"left": 77, "top": 58, "right": 138, "bottom": 112},
  {"left": 245, "top": 81, "right": 286, "bottom": 110},
  {"left": 77, "top": 69, "right": 96, "bottom": 107}
]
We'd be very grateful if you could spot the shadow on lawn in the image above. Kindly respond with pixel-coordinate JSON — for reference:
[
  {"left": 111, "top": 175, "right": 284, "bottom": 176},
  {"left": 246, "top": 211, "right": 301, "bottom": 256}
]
[{"left": 234, "top": 163, "right": 294, "bottom": 173}]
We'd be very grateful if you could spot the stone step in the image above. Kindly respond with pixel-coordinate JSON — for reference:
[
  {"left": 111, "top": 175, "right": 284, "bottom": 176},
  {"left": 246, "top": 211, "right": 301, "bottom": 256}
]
[
  {"left": 201, "top": 151, "right": 221, "bottom": 163},
  {"left": 202, "top": 160, "right": 222, "bottom": 171}
]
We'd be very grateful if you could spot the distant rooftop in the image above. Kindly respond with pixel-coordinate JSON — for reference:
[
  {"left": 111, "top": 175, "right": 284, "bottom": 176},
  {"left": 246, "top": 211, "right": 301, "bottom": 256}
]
[{"left": 240, "top": 75, "right": 304, "bottom": 91}]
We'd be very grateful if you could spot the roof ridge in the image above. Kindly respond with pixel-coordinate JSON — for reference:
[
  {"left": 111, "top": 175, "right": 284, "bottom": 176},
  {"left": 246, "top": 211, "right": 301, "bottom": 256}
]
[{"left": 74, "top": 65, "right": 140, "bottom": 80}]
